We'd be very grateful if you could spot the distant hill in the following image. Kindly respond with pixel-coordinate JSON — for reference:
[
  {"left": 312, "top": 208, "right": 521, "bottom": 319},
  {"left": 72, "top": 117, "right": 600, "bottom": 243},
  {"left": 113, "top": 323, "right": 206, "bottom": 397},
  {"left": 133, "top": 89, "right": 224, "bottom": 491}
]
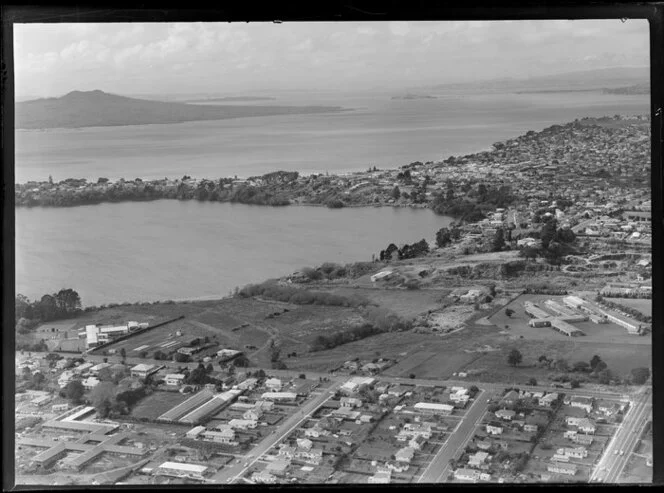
[
  {"left": 186, "top": 96, "right": 277, "bottom": 103},
  {"left": 391, "top": 93, "right": 437, "bottom": 100},
  {"left": 15, "top": 90, "right": 346, "bottom": 129},
  {"left": 427, "top": 66, "right": 649, "bottom": 94},
  {"left": 602, "top": 83, "right": 650, "bottom": 95}
]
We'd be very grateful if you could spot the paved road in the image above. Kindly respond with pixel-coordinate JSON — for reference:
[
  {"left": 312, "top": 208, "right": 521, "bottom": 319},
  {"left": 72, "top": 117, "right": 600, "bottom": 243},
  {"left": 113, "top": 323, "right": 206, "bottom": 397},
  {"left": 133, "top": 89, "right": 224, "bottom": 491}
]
[
  {"left": 207, "top": 379, "right": 344, "bottom": 484},
  {"left": 591, "top": 387, "right": 651, "bottom": 484},
  {"left": 417, "top": 390, "right": 491, "bottom": 483}
]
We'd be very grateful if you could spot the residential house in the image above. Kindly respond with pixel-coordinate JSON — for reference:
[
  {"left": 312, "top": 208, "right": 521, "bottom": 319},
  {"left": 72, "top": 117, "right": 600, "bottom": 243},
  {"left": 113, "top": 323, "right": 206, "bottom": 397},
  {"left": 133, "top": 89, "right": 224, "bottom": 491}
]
[
  {"left": 58, "top": 370, "right": 77, "bottom": 389},
  {"left": 408, "top": 435, "right": 427, "bottom": 450},
  {"left": 523, "top": 424, "right": 538, "bottom": 433},
  {"left": 368, "top": 470, "right": 392, "bottom": 484},
  {"left": 486, "top": 423, "right": 504, "bottom": 435},
  {"left": 557, "top": 447, "right": 588, "bottom": 459},
  {"left": 569, "top": 396, "right": 594, "bottom": 413},
  {"left": 330, "top": 407, "right": 361, "bottom": 421},
  {"left": 455, "top": 468, "right": 481, "bottom": 482},
  {"left": 200, "top": 428, "right": 236, "bottom": 444},
  {"left": 501, "top": 390, "right": 519, "bottom": 406},
  {"left": 495, "top": 409, "right": 516, "bottom": 421},
  {"left": 243, "top": 406, "right": 264, "bottom": 421},
  {"left": 265, "top": 378, "right": 282, "bottom": 391},
  {"left": 295, "top": 447, "right": 323, "bottom": 465},
  {"left": 476, "top": 439, "right": 493, "bottom": 451},
  {"left": 340, "top": 397, "right": 362, "bottom": 408},
  {"left": 597, "top": 401, "right": 621, "bottom": 416},
  {"left": 538, "top": 393, "right": 559, "bottom": 407},
  {"left": 573, "top": 434, "right": 594, "bottom": 446},
  {"left": 130, "top": 364, "right": 158, "bottom": 379},
  {"left": 304, "top": 424, "right": 328, "bottom": 438},
  {"left": 395, "top": 447, "right": 415, "bottom": 463},
  {"left": 547, "top": 463, "right": 577, "bottom": 476},
  {"left": 251, "top": 471, "right": 277, "bottom": 484},
  {"left": 82, "top": 376, "right": 100, "bottom": 390},
  {"left": 228, "top": 419, "right": 257, "bottom": 430},
  {"left": 236, "top": 378, "right": 258, "bottom": 391},
  {"left": 185, "top": 425, "right": 206, "bottom": 439},
  {"left": 165, "top": 374, "right": 186, "bottom": 386},
  {"left": 468, "top": 451, "right": 490, "bottom": 469},
  {"left": 89, "top": 363, "right": 111, "bottom": 376},
  {"left": 266, "top": 458, "right": 291, "bottom": 476}
]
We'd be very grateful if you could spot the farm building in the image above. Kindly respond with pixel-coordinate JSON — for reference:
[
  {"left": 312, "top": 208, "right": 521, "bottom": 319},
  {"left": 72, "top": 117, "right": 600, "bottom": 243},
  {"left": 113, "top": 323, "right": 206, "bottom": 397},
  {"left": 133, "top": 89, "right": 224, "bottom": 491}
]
[
  {"left": 550, "top": 319, "right": 585, "bottom": 337},
  {"left": 523, "top": 302, "right": 551, "bottom": 320}
]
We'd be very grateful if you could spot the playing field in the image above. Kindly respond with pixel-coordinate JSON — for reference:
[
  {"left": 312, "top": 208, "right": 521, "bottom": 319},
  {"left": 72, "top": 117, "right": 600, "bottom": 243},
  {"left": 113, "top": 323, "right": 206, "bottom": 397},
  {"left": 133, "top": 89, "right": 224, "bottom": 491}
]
[
  {"left": 381, "top": 350, "right": 481, "bottom": 379},
  {"left": 130, "top": 391, "right": 189, "bottom": 420},
  {"left": 329, "top": 287, "right": 452, "bottom": 318},
  {"left": 609, "top": 298, "right": 652, "bottom": 317}
]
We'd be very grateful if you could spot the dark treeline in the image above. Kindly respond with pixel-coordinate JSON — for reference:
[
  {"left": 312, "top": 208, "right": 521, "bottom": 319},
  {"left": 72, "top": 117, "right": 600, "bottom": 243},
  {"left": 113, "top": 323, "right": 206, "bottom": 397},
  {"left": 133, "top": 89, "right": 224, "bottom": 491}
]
[
  {"left": 16, "top": 171, "right": 298, "bottom": 207},
  {"left": 310, "top": 306, "right": 412, "bottom": 352},
  {"left": 379, "top": 239, "right": 430, "bottom": 262},
  {"left": 15, "top": 289, "right": 82, "bottom": 333},
  {"left": 299, "top": 261, "right": 376, "bottom": 281},
  {"left": 237, "top": 280, "right": 371, "bottom": 307},
  {"left": 432, "top": 182, "right": 515, "bottom": 222},
  {"left": 596, "top": 296, "right": 651, "bottom": 323}
]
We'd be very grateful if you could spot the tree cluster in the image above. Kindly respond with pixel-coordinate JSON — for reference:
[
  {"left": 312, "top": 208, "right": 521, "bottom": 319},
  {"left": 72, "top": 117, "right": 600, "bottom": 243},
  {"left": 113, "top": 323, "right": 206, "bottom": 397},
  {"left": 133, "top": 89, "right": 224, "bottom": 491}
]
[
  {"left": 238, "top": 280, "right": 370, "bottom": 307},
  {"left": 378, "top": 239, "right": 429, "bottom": 261},
  {"left": 15, "top": 289, "right": 82, "bottom": 329}
]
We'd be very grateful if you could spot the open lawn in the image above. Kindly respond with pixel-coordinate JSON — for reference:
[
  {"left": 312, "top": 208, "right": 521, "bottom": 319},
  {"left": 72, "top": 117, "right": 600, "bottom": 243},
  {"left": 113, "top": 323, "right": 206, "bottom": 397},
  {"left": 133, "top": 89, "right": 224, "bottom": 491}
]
[
  {"left": 329, "top": 287, "right": 451, "bottom": 318},
  {"left": 458, "top": 338, "right": 651, "bottom": 383},
  {"left": 382, "top": 350, "right": 480, "bottom": 379},
  {"left": 608, "top": 298, "right": 651, "bottom": 317},
  {"left": 130, "top": 391, "right": 188, "bottom": 420},
  {"left": 619, "top": 455, "right": 652, "bottom": 483}
]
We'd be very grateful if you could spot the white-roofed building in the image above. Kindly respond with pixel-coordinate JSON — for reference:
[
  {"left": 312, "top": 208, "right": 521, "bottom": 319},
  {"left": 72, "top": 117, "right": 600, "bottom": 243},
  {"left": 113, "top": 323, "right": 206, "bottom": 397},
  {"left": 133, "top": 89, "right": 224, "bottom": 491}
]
[
  {"left": 413, "top": 402, "right": 454, "bottom": 415},
  {"left": 156, "top": 461, "right": 209, "bottom": 479},
  {"left": 130, "top": 364, "right": 158, "bottom": 379},
  {"left": 261, "top": 392, "right": 297, "bottom": 402},
  {"left": 165, "top": 374, "right": 186, "bottom": 386},
  {"left": 265, "top": 378, "right": 282, "bottom": 391}
]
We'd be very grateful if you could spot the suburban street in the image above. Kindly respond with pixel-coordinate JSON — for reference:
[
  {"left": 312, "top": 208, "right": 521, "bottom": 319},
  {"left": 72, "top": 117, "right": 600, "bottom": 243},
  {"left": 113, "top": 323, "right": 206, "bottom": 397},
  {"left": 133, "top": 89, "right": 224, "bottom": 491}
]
[
  {"left": 207, "top": 379, "right": 344, "bottom": 484},
  {"left": 417, "top": 390, "right": 491, "bottom": 483},
  {"left": 590, "top": 387, "right": 652, "bottom": 483}
]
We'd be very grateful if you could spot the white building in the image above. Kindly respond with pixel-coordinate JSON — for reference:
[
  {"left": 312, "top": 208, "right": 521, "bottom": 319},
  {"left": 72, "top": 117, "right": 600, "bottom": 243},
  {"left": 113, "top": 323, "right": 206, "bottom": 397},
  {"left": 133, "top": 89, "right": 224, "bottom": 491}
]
[
  {"left": 156, "top": 461, "right": 208, "bottom": 480},
  {"left": 265, "top": 378, "right": 282, "bottom": 391},
  {"left": 165, "top": 374, "right": 186, "bottom": 386},
  {"left": 260, "top": 392, "right": 297, "bottom": 402},
  {"left": 130, "top": 364, "right": 158, "bottom": 379},
  {"left": 413, "top": 402, "right": 454, "bottom": 415}
]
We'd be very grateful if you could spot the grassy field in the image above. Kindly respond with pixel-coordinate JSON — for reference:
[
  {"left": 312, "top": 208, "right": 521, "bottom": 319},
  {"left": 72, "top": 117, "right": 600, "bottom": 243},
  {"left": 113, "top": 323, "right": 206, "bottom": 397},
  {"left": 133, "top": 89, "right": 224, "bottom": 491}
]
[
  {"left": 458, "top": 338, "right": 651, "bottom": 383},
  {"left": 329, "top": 287, "right": 451, "bottom": 318},
  {"left": 608, "top": 298, "right": 652, "bottom": 317},
  {"left": 130, "top": 391, "right": 188, "bottom": 420}
]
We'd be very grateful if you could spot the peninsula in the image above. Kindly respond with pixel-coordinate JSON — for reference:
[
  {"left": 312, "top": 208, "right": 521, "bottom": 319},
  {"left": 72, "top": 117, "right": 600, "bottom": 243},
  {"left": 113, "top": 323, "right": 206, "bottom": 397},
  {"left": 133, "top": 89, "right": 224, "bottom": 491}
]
[
  {"left": 15, "top": 90, "right": 347, "bottom": 129},
  {"left": 16, "top": 115, "right": 650, "bottom": 226}
]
